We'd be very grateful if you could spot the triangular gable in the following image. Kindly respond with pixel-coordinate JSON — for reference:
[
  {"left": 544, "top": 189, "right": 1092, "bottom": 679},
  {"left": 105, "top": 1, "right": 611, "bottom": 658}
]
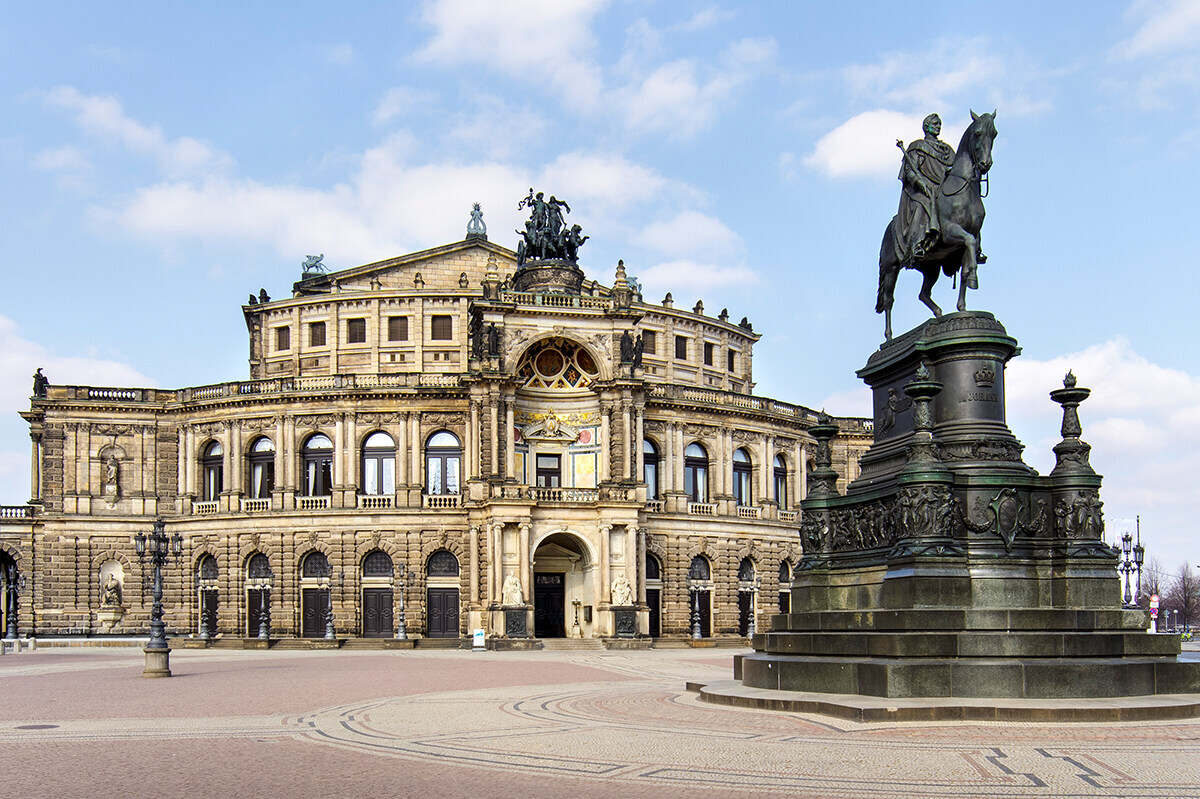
[{"left": 293, "top": 239, "right": 519, "bottom": 295}]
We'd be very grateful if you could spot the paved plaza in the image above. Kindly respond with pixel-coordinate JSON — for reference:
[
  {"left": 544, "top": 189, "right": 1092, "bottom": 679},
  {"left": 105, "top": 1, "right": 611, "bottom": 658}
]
[{"left": 2, "top": 644, "right": 1199, "bottom": 798}]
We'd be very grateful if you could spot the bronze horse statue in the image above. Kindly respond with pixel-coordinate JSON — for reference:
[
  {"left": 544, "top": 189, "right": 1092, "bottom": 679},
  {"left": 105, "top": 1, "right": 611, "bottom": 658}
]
[{"left": 876, "top": 111, "right": 997, "bottom": 340}]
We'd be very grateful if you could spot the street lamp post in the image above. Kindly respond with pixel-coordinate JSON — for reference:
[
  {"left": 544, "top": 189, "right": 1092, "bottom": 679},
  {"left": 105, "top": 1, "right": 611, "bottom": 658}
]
[
  {"left": 323, "top": 565, "right": 342, "bottom": 641},
  {"left": 134, "top": 517, "right": 182, "bottom": 678},
  {"left": 4, "top": 563, "right": 26, "bottom": 641},
  {"left": 257, "top": 566, "right": 274, "bottom": 640},
  {"left": 394, "top": 566, "right": 407, "bottom": 640},
  {"left": 1119, "top": 530, "right": 1136, "bottom": 608}
]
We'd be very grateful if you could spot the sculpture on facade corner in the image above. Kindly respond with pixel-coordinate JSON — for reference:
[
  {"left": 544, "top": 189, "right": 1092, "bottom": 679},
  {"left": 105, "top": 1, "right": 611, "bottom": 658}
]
[
  {"left": 515, "top": 189, "right": 586, "bottom": 266},
  {"left": 466, "top": 202, "right": 487, "bottom": 238},
  {"left": 876, "top": 110, "right": 997, "bottom": 341},
  {"left": 102, "top": 573, "right": 123, "bottom": 607},
  {"left": 301, "top": 254, "right": 327, "bottom": 274},
  {"left": 620, "top": 330, "right": 635, "bottom": 363},
  {"left": 502, "top": 573, "right": 524, "bottom": 606},
  {"left": 611, "top": 574, "right": 634, "bottom": 606},
  {"left": 259, "top": 288, "right": 270, "bottom": 304},
  {"left": 32, "top": 367, "right": 48, "bottom": 398}
]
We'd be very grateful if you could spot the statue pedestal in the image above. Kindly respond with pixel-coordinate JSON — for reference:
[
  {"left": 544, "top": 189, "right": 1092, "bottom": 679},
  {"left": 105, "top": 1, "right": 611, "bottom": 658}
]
[
  {"left": 511, "top": 259, "right": 584, "bottom": 294},
  {"left": 611, "top": 607, "right": 636, "bottom": 639},
  {"left": 735, "top": 314, "right": 1200, "bottom": 712},
  {"left": 503, "top": 607, "right": 529, "bottom": 638},
  {"left": 95, "top": 606, "right": 124, "bottom": 632}
]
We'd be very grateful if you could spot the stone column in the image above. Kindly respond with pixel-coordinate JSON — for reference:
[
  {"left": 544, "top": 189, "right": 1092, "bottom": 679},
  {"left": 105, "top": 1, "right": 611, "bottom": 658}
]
[
  {"left": 634, "top": 404, "right": 645, "bottom": 487},
  {"left": 184, "top": 425, "right": 195, "bottom": 498},
  {"left": 799, "top": 443, "right": 808, "bottom": 501},
  {"left": 760, "top": 434, "right": 771, "bottom": 504},
  {"left": 599, "top": 400, "right": 612, "bottom": 483},
  {"left": 673, "top": 423, "right": 684, "bottom": 493},
  {"left": 176, "top": 426, "right": 186, "bottom": 497},
  {"left": 490, "top": 522, "right": 503, "bottom": 604},
  {"left": 29, "top": 431, "right": 41, "bottom": 503},
  {"left": 504, "top": 392, "right": 515, "bottom": 480},
  {"left": 396, "top": 412, "right": 408, "bottom": 487},
  {"left": 599, "top": 525, "right": 612, "bottom": 604},
  {"left": 468, "top": 399, "right": 482, "bottom": 480},
  {"left": 409, "top": 413, "right": 421, "bottom": 491},
  {"left": 333, "top": 415, "right": 345, "bottom": 495},
  {"left": 489, "top": 396, "right": 500, "bottom": 479},
  {"left": 518, "top": 523, "right": 532, "bottom": 603},
  {"left": 345, "top": 412, "right": 357, "bottom": 494},
  {"left": 469, "top": 526, "right": 480, "bottom": 605},
  {"left": 620, "top": 400, "right": 632, "bottom": 480},
  {"left": 634, "top": 525, "right": 646, "bottom": 604}
]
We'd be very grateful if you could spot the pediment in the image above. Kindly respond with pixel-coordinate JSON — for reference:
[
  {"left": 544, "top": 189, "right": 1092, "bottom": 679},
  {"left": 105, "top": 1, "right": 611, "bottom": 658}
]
[{"left": 293, "top": 239, "right": 518, "bottom": 296}]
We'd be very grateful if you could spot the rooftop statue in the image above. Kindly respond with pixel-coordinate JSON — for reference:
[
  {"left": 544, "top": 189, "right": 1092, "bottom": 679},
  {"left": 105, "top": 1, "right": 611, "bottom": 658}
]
[
  {"left": 515, "top": 189, "right": 585, "bottom": 266},
  {"left": 876, "top": 111, "right": 997, "bottom": 340},
  {"left": 301, "top": 254, "right": 327, "bottom": 275},
  {"left": 466, "top": 202, "right": 487, "bottom": 238}
]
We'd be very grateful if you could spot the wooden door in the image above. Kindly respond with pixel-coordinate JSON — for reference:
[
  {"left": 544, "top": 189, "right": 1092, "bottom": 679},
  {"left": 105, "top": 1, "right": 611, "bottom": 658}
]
[
  {"left": 302, "top": 588, "right": 327, "bottom": 638},
  {"left": 738, "top": 591, "right": 752, "bottom": 636},
  {"left": 426, "top": 587, "right": 459, "bottom": 638},
  {"left": 247, "top": 589, "right": 266, "bottom": 637},
  {"left": 646, "top": 588, "right": 661, "bottom": 638},
  {"left": 695, "top": 590, "right": 712, "bottom": 637},
  {"left": 533, "top": 573, "right": 565, "bottom": 638},
  {"left": 201, "top": 589, "right": 218, "bottom": 635},
  {"left": 362, "top": 588, "right": 393, "bottom": 638}
]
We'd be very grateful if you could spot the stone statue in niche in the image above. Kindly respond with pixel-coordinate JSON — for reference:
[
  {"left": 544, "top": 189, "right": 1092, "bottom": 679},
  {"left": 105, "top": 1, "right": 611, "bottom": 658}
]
[
  {"left": 502, "top": 573, "right": 524, "bottom": 606},
  {"left": 610, "top": 574, "right": 634, "bottom": 606},
  {"left": 103, "top": 454, "right": 120, "bottom": 498},
  {"left": 102, "top": 573, "right": 123, "bottom": 607}
]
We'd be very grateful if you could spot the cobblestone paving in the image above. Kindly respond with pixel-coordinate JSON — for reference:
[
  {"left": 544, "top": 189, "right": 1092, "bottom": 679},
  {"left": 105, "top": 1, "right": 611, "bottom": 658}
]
[{"left": 2, "top": 646, "right": 1198, "bottom": 798}]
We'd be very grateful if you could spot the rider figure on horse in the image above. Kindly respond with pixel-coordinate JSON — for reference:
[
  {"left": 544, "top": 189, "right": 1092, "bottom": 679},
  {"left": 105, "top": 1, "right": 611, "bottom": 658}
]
[{"left": 895, "top": 113, "right": 955, "bottom": 266}]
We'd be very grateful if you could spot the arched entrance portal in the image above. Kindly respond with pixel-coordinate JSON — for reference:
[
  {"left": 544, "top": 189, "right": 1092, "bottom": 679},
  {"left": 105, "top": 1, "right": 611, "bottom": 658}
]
[{"left": 532, "top": 533, "right": 591, "bottom": 639}]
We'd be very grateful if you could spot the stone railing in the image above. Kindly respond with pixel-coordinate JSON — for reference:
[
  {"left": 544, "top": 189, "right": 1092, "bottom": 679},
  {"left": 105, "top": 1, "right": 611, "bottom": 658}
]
[
  {"left": 530, "top": 487, "right": 599, "bottom": 503},
  {"left": 688, "top": 502, "right": 717, "bottom": 516},
  {"left": 241, "top": 498, "right": 271, "bottom": 513},
  {"left": 500, "top": 291, "right": 611, "bottom": 310},
  {"left": 737, "top": 505, "right": 761, "bottom": 519},
  {"left": 645, "top": 384, "right": 873, "bottom": 433},
  {"left": 779, "top": 510, "right": 798, "bottom": 523},
  {"left": 423, "top": 493, "right": 462, "bottom": 508},
  {"left": 192, "top": 500, "right": 219, "bottom": 515},
  {"left": 490, "top": 485, "right": 527, "bottom": 500},
  {"left": 297, "top": 496, "right": 331, "bottom": 511},
  {"left": 0, "top": 505, "right": 35, "bottom": 519},
  {"left": 358, "top": 495, "right": 393, "bottom": 509},
  {"left": 644, "top": 500, "right": 664, "bottom": 513}
]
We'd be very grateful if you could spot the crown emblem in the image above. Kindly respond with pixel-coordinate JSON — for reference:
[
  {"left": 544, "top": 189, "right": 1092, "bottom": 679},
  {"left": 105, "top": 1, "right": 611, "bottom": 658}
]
[{"left": 974, "top": 367, "right": 996, "bottom": 387}]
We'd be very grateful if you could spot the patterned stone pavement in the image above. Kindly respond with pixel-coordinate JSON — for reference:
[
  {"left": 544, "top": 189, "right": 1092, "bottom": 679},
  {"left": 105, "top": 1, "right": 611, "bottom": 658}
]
[{"left": 2, "top": 645, "right": 1199, "bottom": 798}]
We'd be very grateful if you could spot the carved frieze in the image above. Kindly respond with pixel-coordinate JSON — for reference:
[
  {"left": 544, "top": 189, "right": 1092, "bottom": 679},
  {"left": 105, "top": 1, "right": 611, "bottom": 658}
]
[
  {"left": 939, "top": 439, "right": 1024, "bottom": 462},
  {"left": 957, "top": 488, "right": 1048, "bottom": 550},
  {"left": 894, "top": 485, "right": 954, "bottom": 539},
  {"left": 423, "top": 412, "right": 465, "bottom": 426},
  {"left": 1055, "top": 489, "right": 1104, "bottom": 539},
  {"left": 295, "top": 415, "right": 337, "bottom": 429}
]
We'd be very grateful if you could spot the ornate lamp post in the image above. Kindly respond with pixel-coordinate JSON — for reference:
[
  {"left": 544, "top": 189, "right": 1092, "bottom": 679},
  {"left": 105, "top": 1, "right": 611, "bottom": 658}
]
[
  {"left": 323, "top": 564, "right": 343, "bottom": 641},
  {"left": 4, "top": 563, "right": 26, "bottom": 641},
  {"left": 1119, "top": 530, "right": 1136, "bottom": 608},
  {"left": 689, "top": 583, "right": 702, "bottom": 640},
  {"left": 134, "top": 517, "right": 182, "bottom": 678},
  {"left": 395, "top": 565, "right": 407, "bottom": 640},
  {"left": 1133, "top": 517, "right": 1145, "bottom": 602},
  {"left": 257, "top": 565, "right": 274, "bottom": 640}
]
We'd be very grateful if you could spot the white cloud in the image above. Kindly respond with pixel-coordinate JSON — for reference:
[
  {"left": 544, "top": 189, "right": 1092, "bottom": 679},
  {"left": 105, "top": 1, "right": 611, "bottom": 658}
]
[
  {"left": 32, "top": 145, "right": 91, "bottom": 173},
  {"left": 804, "top": 109, "right": 923, "bottom": 179},
  {"left": 84, "top": 44, "right": 127, "bottom": 62},
  {"left": 371, "top": 87, "right": 437, "bottom": 125},
  {"left": 445, "top": 95, "right": 549, "bottom": 161},
  {"left": 0, "top": 315, "right": 156, "bottom": 501},
  {"left": 671, "top": 6, "right": 736, "bottom": 33},
  {"left": 414, "top": 0, "right": 606, "bottom": 113},
  {"left": 637, "top": 259, "right": 757, "bottom": 298},
  {"left": 1113, "top": 0, "right": 1200, "bottom": 60},
  {"left": 1006, "top": 338, "right": 1200, "bottom": 567},
  {"left": 324, "top": 43, "right": 356, "bottom": 65},
  {"left": 42, "top": 86, "right": 235, "bottom": 177},
  {"left": 634, "top": 211, "right": 740, "bottom": 260},
  {"left": 818, "top": 387, "right": 872, "bottom": 418}
]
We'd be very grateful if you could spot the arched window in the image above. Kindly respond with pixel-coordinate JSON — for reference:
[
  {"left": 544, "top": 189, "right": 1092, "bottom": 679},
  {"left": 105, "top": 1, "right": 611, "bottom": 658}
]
[
  {"left": 248, "top": 437, "right": 275, "bottom": 499},
  {"left": 427, "top": 550, "right": 460, "bottom": 576},
  {"left": 645, "top": 552, "right": 662, "bottom": 581},
  {"left": 301, "top": 550, "right": 330, "bottom": 578},
  {"left": 201, "top": 441, "right": 223, "bottom": 501},
  {"left": 732, "top": 447, "right": 752, "bottom": 506},
  {"left": 425, "top": 431, "right": 461, "bottom": 496},
  {"left": 197, "top": 555, "right": 219, "bottom": 582},
  {"left": 738, "top": 557, "right": 756, "bottom": 583},
  {"left": 361, "top": 431, "right": 395, "bottom": 496},
  {"left": 688, "top": 555, "right": 711, "bottom": 582},
  {"left": 362, "top": 550, "right": 394, "bottom": 577},
  {"left": 643, "top": 439, "right": 660, "bottom": 499},
  {"left": 302, "top": 434, "right": 333, "bottom": 497},
  {"left": 774, "top": 454, "right": 788, "bottom": 507},
  {"left": 684, "top": 443, "right": 709, "bottom": 503},
  {"left": 247, "top": 552, "right": 271, "bottom": 580}
]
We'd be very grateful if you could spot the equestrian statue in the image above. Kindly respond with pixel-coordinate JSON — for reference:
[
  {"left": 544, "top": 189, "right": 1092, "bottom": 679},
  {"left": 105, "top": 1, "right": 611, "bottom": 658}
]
[{"left": 876, "top": 110, "right": 997, "bottom": 340}]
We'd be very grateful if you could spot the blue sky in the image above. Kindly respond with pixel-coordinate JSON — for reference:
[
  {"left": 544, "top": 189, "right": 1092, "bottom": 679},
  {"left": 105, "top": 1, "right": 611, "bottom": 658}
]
[{"left": 2, "top": 1, "right": 1197, "bottom": 579}]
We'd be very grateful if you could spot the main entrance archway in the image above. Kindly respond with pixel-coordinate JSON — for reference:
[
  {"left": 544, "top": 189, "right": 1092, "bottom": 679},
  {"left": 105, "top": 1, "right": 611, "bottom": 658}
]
[{"left": 532, "top": 533, "right": 591, "bottom": 639}]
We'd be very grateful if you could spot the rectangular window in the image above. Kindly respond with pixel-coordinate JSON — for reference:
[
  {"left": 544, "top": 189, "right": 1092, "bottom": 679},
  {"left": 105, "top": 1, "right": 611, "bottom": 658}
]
[
  {"left": 728, "top": 350, "right": 736, "bottom": 372},
  {"left": 388, "top": 316, "right": 409, "bottom": 341},
  {"left": 674, "top": 335, "right": 688, "bottom": 360},
  {"left": 275, "top": 326, "right": 290, "bottom": 352},
  {"left": 309, "top": 321, "right": 326, "bottom": 347},
  {"left": 431, "top": 315, "right": 453, "bottom": 340},
  {"left": 703, "top": 342, "right": 714, "bottom": 366},
  {"left": 642, "top": 330, "right": 656, "bottom": 355},
  {"left": 536, "top": 454, "right": 561, "bottom": 488},
  {"left": 346, "top": 318, "right": 367, "bottom": 344}
]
